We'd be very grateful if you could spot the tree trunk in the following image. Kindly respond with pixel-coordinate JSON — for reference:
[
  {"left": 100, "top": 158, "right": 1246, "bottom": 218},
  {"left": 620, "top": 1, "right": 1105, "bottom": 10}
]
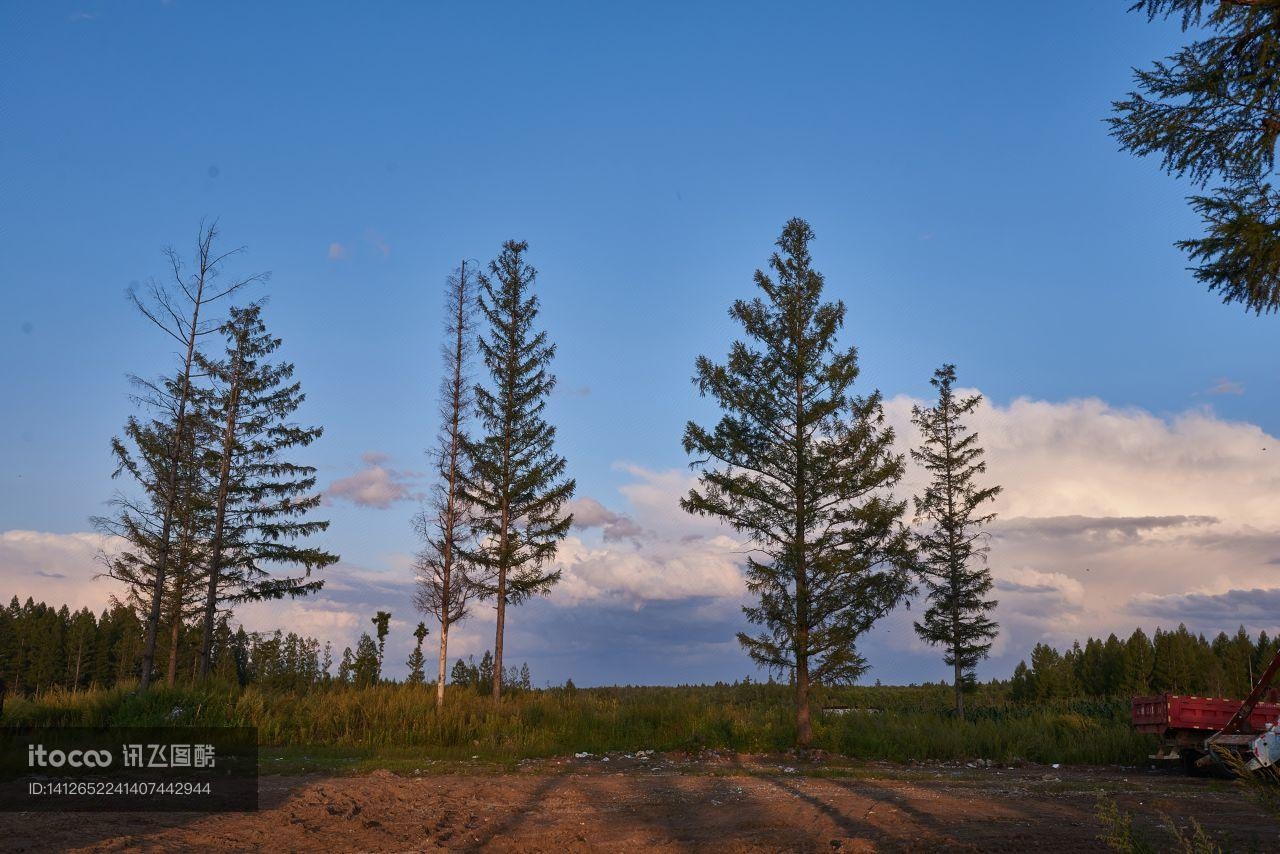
[
  {"left": 793, "top": 331, "right": 811, "bottom": 750},
  {"left": 166, "top": 615, "right": 181, "bottom": 687},
  {"left": 200, "top": 345, "right": 243, "bottom": 678},
  {"left": 954, "top": 658, "right": 964, "bottom": 720},
  {"left": 796, "top": 654, "right": 813, "bottom": 748},
  {"left": 140, "top": 509, "right": 176, "bottom": 689},
  {"left": 492, "top": 530, "right": 507, "bottom": 703},
  {"left": 437, "top": 621, "right": 449, "bottom": 709}
]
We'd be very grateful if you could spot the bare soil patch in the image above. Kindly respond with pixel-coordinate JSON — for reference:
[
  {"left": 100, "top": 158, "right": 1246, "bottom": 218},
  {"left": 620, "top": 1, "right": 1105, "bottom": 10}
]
[{"left": 3, "top": 753, "right": 1275, "bottom": 852}]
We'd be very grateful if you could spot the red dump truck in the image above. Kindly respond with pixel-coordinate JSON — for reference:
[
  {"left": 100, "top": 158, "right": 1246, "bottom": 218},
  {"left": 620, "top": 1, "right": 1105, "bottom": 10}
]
[
  {"left": 1132, "top": 649, "right": 1280, "bottom": 773},
  {"left": 1132, "top": 693, "right": 1280, "bottom": 772}
]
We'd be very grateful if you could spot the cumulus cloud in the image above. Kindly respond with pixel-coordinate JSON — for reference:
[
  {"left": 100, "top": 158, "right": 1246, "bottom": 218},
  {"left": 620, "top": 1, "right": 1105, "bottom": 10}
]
[
  {"left": 870, "top": 392, "right": 1280, "bottom": 679},
  {"left": 495, "top": 597, "right": 752, "bottom": 685},
  {"left": 554, "top": 533, "right": 744, "bottom": 605},
  {"left": 553, "top": 471, "right": 747, "bottom": 607},
  {"left": 325, "top": 452, "right": 423, "bottom": 509},
  {"left": 567, "top": 497, "right": 646, "bottom": 544}
]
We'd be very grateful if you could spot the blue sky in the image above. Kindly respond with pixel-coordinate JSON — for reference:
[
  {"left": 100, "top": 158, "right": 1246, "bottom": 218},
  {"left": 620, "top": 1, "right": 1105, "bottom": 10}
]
[{"left": 3, "top": 2, "right": 1280, "bottom": 686}]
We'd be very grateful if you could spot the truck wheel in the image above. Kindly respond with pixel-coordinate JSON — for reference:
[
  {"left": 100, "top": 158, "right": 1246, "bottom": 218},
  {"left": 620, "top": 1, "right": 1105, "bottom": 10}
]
[{"left": 1180, "top": 749, "right": 1208, "bottom": 776}]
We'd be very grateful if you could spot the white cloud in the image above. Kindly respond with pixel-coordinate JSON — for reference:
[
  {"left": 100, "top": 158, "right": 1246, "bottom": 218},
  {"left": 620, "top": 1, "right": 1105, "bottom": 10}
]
[
  {"left": 875, "top": 392, "right": 1280, "bottom": 677},
  {"left": 554, "top": 533, "right": 744, "bottom": 606},
  {"left": 566, "top": 497, "right": 645, "bottom": 543},
  {"left": 325, "top": 452, "right": 424, "bottom": 509},
  {"left": 553, "top": 469, "right": 748, "bottom": 606}
]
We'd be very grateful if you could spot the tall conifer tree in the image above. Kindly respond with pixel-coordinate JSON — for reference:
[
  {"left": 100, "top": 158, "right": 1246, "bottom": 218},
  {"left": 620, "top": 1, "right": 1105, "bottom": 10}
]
[
  {"left": 195, "top": 303, "right": 336, "bottom": 677},
  {"left": 910, "top": 363, "right": 1000, "bottom": 718},
  {"left": 682, "top": 218, "right": 914, "bottom": 748},
  {"left": 97, "top": 223, "right": 262, "bottom": 688},
  {"left": 461, "top": 240, "right": 575, "bottom": 703}
]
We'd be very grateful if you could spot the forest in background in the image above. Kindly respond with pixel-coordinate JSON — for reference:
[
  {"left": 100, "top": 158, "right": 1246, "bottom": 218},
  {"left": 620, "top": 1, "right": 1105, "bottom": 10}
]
[{"left": 4, "top": 593, "right": 1277, "bottom": 708}]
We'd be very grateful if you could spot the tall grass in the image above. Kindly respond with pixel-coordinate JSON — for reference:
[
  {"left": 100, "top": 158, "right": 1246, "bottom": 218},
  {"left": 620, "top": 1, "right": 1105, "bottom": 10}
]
[{"left": 1, "top": 682, "right": 1155, "bottom": 766}]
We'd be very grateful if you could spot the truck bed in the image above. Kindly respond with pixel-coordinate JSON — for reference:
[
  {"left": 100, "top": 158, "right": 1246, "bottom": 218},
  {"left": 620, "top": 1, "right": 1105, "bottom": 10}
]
[{"left": 1132, "top": 693, "right": 1280, "bottom": 733}]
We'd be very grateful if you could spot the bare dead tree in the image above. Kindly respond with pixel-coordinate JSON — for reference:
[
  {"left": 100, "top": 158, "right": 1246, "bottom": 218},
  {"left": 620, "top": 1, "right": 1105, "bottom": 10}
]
[{"left": 414, "top": 260, "right": 482, "bottom": 709}]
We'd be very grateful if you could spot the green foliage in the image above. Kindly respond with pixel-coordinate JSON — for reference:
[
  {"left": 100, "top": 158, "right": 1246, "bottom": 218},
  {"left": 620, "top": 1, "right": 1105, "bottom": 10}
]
[
  {"left": 95, "top": 363, "right": 212, "bottom": 686},
  {"left": 910, "top": 364, "right": 1000, "bottom": 716},
  {"left": 1111, "top": 0, "right": 1280, "bottom": 314},
  {"left": 338, "top": 646, "right": 355, "bottom": 684},
  {"left": 241, "top": 629, "right": 327, "bottom": 691},
  {"left": 444, "top": 652, "right": 532, "bottom": 695},
  {"left": 682, "top": 218, "right": 913, "bottom": 747},
  {"left": 352, "top": 634, "right": 381, "bottom": 688},
  {"left": 0, "top": 597, "right": 139, "bottom": 693}
]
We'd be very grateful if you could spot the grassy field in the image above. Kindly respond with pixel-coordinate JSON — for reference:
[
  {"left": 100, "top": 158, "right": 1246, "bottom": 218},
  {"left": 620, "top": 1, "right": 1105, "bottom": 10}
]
[{"left": 1, "top": 681, "right": 1155, "bottom": 772}]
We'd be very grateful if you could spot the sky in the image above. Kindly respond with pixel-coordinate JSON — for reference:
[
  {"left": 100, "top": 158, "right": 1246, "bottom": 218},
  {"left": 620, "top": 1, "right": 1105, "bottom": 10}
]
[{"left": 2, "top": 2, "right": 1279, "bottom": 687}]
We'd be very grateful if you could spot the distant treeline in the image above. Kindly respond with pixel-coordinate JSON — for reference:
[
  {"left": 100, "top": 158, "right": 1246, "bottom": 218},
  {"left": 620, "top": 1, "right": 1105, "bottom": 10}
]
[
  {"left": 0, "top": 595, "right": 541, "bottom": 697},
  {"left": 1009, "top": 625, "right": 1280, "bottom": 702},
  {"left": 7, "top": 595, "right": 1278, "bottom": 702},
  {"left": 0, "top": 595, "right": 332, "bottom": 693}
]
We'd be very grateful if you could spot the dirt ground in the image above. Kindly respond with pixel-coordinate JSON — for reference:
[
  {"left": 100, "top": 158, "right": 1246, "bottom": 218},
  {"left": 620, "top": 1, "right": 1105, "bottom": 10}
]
[{"left": 3, "top": 752, "right": 1277, "bottom": 852}]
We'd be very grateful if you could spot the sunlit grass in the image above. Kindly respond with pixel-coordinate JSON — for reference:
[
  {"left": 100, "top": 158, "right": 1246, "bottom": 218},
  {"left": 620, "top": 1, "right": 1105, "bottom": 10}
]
[{"left": 2, "top": 681, "right": 1155, "bottom": 770}]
